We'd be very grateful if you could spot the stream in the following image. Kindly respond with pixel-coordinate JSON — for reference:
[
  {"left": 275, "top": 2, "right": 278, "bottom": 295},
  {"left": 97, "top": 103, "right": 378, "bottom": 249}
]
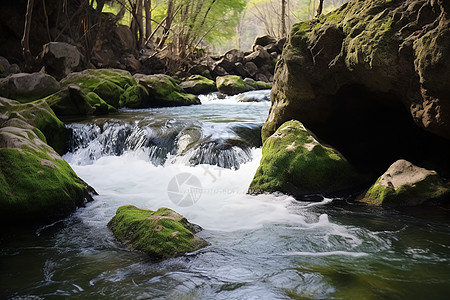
[{"left": 1, "top": 90, "right": 450, "bottom": 299}]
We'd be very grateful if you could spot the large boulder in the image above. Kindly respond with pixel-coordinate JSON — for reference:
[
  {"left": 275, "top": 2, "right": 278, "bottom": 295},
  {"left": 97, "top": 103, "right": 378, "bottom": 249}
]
[
  {"left": 132, "top": 74, "right": 200, "bottom": 108},
  {"left": 1, "top": 97, "right": 69, "bottom": 155},
  {"left": 249, "top": 120, "right": 360, "bottom": 198},
  {"left": 0, "top": 72, "right": 60, "bottom": 102},
  {"left": 41, "top": 42, "right": 83, "bottom": 80},
  {"left": 179, "top": 75, "right": 217, "bottom": 95},
  {"left": 61, "top": 68, "right": 136, "bottom": 110},
  {"left": 108, "top": 205, "right": 207, "bottom": 260},
  {"left": 0, "top": 97, "right": 95, "bottom": 224},
  {"left": 358, "top": 160, "right": 450, "bottom": 207},
  {"left": 262, "top": 0, "right": 450, "bottom": 177}
]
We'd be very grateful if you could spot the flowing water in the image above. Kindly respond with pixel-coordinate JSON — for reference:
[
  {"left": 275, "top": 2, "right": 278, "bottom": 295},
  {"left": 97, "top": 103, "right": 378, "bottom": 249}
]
[{"left": 2, "top": 90, "right": 450, "bottom": 299}]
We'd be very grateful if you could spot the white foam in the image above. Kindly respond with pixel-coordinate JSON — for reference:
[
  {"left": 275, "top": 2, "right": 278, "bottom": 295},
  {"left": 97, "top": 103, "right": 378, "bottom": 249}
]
[{"left": 69, "top": 149, "right": 306, "bottom": 231}]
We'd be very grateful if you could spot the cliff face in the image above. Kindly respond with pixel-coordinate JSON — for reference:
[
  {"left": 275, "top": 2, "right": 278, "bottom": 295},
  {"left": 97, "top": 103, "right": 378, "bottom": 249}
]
[{"left": 263, "top": 0, "right": 450, "bottom": 176}]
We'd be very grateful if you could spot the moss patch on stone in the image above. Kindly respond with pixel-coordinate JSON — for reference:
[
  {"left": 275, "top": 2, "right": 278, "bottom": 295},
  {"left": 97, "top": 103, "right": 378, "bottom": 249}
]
[
  {"left": 0, "top": 97, "right": 95, "bottom": 224},
  {"left": 216, "top": 75, "right": 255, "bottom": 95},
  {"left": 0, "top": 98, "right": 69, "bottom": 155},
  {"left": 119, "top": 84, "right": 149, "bottom": 108},
  {"left": 61, "top": 68, "right": 136, "bottom": 109},
  {"left": 134, "top": 74, "right": 200, "bottom": 107},
  {"left": 108, "top": 205, "right": 207, "bottom": 260},
  {"left": 243, "top": 78, "right": 272, "bottom": 90},
  {"left": 359, "top": 160, "right": 450, "bottom": 207},
  {"left": 179, "top": 75, "right": 217, "bottom": 95},
  {"left": 249, "top": 120, "right": 359, "bottom": 197}
]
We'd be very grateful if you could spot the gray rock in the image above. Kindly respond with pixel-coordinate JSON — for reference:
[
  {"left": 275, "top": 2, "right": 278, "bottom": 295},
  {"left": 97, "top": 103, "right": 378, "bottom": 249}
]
[
  {"left": 252, "top": 35, "right": 277, "bottom": 51},
  {"left": 42, "top": 42, "right": 82, "bottom": 80},
  {"left": 0, "top": 72, "right": 60, "bottom": 102},
  {"left": 358, "top": 160, "right": 450, "bottom": 207}
]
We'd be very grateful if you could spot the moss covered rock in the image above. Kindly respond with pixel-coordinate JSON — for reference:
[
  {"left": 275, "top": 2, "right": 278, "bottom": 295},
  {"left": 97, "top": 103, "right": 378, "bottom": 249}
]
[
  {"left": 133, "top": 74, "right": 200, "bottom": 107},
  {"left": 249, "top": 120, "right": 360, "bottom": 197},
  {"left": 216, "top": 75, "right": 253, "bottom": 95},
  {"left": 61, "top": 68, "right": 136, "bottom": 109},
  {"left": 262, "top": 0, "right": 450, "bottom": 178},
  {"left": 0, "top": 97, "right": 95, "bottom": 224},
  {"left": 179, "top": 75, "right": 217, "bottom": 95},
  {"left": 358, "top": 160, "right": 450, "bottom": 207},
  {"left": 243, "top": 78, "right": 272, "bottom": 90},
  {"left": 44, "top": 84, "right": 117, "bottom": 116},
  {"left": 1, "top": 97, "right": 69, "bottom": 155},
  {"left": 108, "top": 205, "right": 207, "bottom": 260},
  {"left": 119, "top": 84, "right": 149, "bottom": 108},
  {"left": 0, "top": 72, "right": 60, "bottom": 103}
]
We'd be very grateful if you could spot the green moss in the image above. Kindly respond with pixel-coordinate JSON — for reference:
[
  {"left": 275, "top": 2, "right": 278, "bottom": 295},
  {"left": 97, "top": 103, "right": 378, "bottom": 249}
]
[
  {"left": 120, "top": 84, "right": 149, "bottom": 108},
  {"left": 361, "top": 175, "right": 450, "bottom": 207},
  {"left": 136, "top": 74, "right": 201, "bottom": 107},
  {"left": 61, "top": 69, "right": 136, "bottom": 109},
  {"left": 108, "top": 205, "right": 207, "bottom": 260},
  {"left": 179, "top": 75, "right": 217, "bottom": 95},
  {"left": 244, "top": 78, "right": 272, "bottom": 90},
  {"left": 0, "top": 99, "right": 69, "bottom": 155},
  {"left": 0, "top": 142, "right": 90, "bottom": 223},
  {"left": 44, "top": 86, "right": 96, "bottom": 116},
  {"left": 249, "top": 120, "right": 359, "bottom": 196},
  {"left": 85, "top": 92, "right": 110, "bottom": 115},
  {"left": 216, "top": 75, "right": 252, "bottom": 95}
]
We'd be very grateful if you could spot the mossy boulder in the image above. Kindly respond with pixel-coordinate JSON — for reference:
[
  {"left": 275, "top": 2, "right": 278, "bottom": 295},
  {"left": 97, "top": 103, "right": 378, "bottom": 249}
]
[
  {"left": 44, "top": 84, "right": 116, "bottom": 116},
  {"left": 1, "top": 97, "right": 69, "bottom": 155},
  {"left": 108, "top": 205, "right": 207, "bottom": 260},
  {"left": 0, "top": 72, "right": 60, "bottom": 103},
  {"left": 216, "top": 75, "right": 253, "bottom": 95},
  {"left": 179, "top": 75, "right": 217, "bottom": 95},
  {"left": 249, "top": 120, "right": 360, "bottom": 198},
  {"left": 358, "top": 160, "right": 450, "bottom": 207},
  {"left": 243, "top": 77, "right": 272, "bottom": 90},
  {"left": 61, "top": 68, "right": 136, "bottom": 109},
  {"left": 262, "top": 0, "right": 450, "bottom": 178},
  {"left": 133, "top": 74, "right": 200, "bottom": 107},
  {"left": 0, "top": 97, "right": 95, "bottom": 224},
  {"left": 119, "top": 84, "right": 149, "bottom": 108}
]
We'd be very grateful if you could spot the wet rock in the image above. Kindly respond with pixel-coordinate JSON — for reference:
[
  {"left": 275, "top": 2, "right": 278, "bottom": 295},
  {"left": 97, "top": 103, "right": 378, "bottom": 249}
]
[
  {"left": 358, "top": 160, "right": 450, "bottom": 207},
  {"left": 249, "top": 120, "right": 360, "bottom": 198},
  {"left": 61, "top": 68, "right": 135, "bottom": 109},
  {"left": 179, "top": 75, "right": 217, "bottom": 95},
  {"left": 133, "top": 74, "right": 200, "bottom": 107},
  {"left": 243, "top": 78, "right": 272, "bottom": 90},
  {"left": 216, "top": 75, "right": 253, "bottom": 95},
  {"left": 0, "top": 97, "right": 95, "bottom": 224},
  {"left": 108, "top": 205, "right": 207, "bottom": 260}
]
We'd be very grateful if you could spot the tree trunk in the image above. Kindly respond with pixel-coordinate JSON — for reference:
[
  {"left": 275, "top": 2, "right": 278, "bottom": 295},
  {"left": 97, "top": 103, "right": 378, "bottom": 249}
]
[
  {"left": 281, "top": 0, "right": 286, "bottom": 37},
  {"left": 158, "top": 0, "right": 173, "bottom": 49},
  {"left": 136, "top": 0, "right": 144, "bottom": 49},
  {"left": 144, "top": 0, "right": 152, "bottom": 41},
  {"left": 316, "top": 0, "right": 324, "bottom": 18},
  {"left": 22, "top": 0, "right": 35, "bottom": 69}
]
